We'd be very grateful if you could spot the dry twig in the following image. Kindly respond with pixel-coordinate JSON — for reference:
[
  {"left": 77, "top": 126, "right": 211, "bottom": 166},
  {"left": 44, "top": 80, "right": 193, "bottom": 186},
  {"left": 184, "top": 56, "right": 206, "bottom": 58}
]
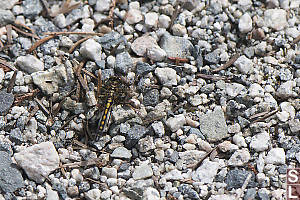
[
  {"left": 250, "top": 109, "right": 278, "bottom": 124},
  {"left": 0, "top": 58, "right": 17, "bottom": 71},
  {"left": 50, "top": 0, "right": 81, "bottom": 17},
  {"left": 168, "top": 0, "right": 181, "bottom": 31},
  {"left": 211, "top": 53, "right": 240, "bottom": 73},
  {"left": 28, "top": 35, "right": 56, "bottom": 53},
  {"left": 6, "top": 25, "right": 12, "bottom": 45},
  {"left": 196, "top": 73, "right": 232, "bottom": 81},
  {"left": 7, "top": 70, "right": 18, "bottom": 93},
  {"left": 11, "top": 25, "right": 39, "bottom": 39},
  {"left": 190, "top": 145, "right": 219, "bottom": 170},
  {"left": 69, "top": 36, "right": 92, "bottom": 53},
  {"left": 44, "top": 31, "right": 104, "bottom": 36}
]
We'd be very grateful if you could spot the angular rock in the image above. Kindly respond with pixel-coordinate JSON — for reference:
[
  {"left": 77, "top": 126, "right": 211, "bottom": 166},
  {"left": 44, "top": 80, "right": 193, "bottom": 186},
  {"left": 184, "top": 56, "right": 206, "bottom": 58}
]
[
  {"left": 250, "top": 131, "right": 270, "bottom": 152},
  {"left": 14, "top": 142, "right": 60, "bottom": 183},
  {"left": 166, "top": 114, "right": 186, "bottom": 132},
  {"left": 192, "top": 159, "right": 219, "bottom": 183},
  {"left": 0, "top": 91, "right": 14, "bottom": 114},
  {"left": 199, "top": 107, "right": 229, "bottom": 142},
  {"left": 228, "top": 148, "right": 251, "bottom": 166},
  {"left": 115, "top": 51, "right": 133, "bottom": 74},
  {"left": 0, "top": 9, "right": 15, "bottom": 26},
  {"left": 80, "top": 39, "right": 102, "bottom": 61},
  {"left": 16, "top": 55, "right": 44, "bottom": 74},
  {"left": 155, "top": 67, "right": 178, "bottom": 86},
  {"left": 111, "top": 147, "right": 132, "bottom": 159},
  {"left": 132, "top": 164, "right": 153, "bottom": 180},
  {"left": 265, "top": 148, "right": 285, "bottom": 165},
  {"left": 264, "top": 9, "right": 287, "bottom": 31},
  {"left": 239, "top": 13, "right": 252, "bottom": 33},
  {"left": 131, "top": 35, "right": 159, "bottom": 57}
]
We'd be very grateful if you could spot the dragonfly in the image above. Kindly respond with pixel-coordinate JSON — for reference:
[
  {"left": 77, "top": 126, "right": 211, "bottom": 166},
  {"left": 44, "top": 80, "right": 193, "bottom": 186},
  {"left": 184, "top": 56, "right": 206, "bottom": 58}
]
[{"left": 94, "top": 75, "right": 130, "bottom": 141}]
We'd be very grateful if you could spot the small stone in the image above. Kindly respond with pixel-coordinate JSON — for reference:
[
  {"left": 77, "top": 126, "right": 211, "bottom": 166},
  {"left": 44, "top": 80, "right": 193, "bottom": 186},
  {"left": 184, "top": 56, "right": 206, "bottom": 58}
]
[
  {"left": 23, "top": 0, "right": 43, "bottom": 18},
  {"left": 71, "top": 169, "right": 83, "bottom": 183},
  {"left": 289, "top": 119, "right": 300, "bottom": 134},
  {"left": 54, "top": 14, "right": 66, "bottom": 28},
  {"left": 163, "top": 169, "right": 183, "bottom": 180},
  {"left": 132, "top": 164, "right": 153, "bottom": 180},
  {"left": 151, "top": 121, "right": 165, "bottom": 137},
  {"left": 115, "top": 51, "right": 133, "bottom": 74},
  {"left": 178, "top": 150, "right": 206, "bottom": 166},
  {"left": 131, "top": 35, "right": 159, "bottom": 56},
  {"left": 124, "top": 125, "right": 148, "bottom": 149},
  {"left": 232, "top": 133, "right": 247, "bottom": 147},
  {"left": 100, "top": 190, "right": 112, "bottom": 199},
  {"left": 276, "top": 80, "right": 297, "bottom": 99},
  {"left": 0, "top": 69, "right": 4, "bottom": 84},
  {"left": 239, "top": 13, "right": 252, "bottom": 33},
  {"left": 145, "top": 12, "right": 158, "bottom": 27},
  {"left": 172, "top": 24, "right": 187, "bottom": 36},
  {"left": 0, "top": 91, "right": 14, "bottom": 114},
  {"left": 192, "top": 159, "right": 219, "bottom": 183},
  {"left": 143, "top": 187, "right": 160, "bottom": 200},
  {"left": 225, "top": 83, "right": 246, "bottom": 98},
  {"left": 16, "top": 55, "right": 44, "bottom": 74},
  {"left": 264, "top": 9, "right": 287, "bottom": 31},
  {"left": 102, "top": 167, "right": 117, "bottom": 179},
  {"left": 31, "top": 65, "right": 71, "bottom": 95},
  {"left": 0, "top": 9, "right": 15, "bottom": 26},
  {"left": 265, "top": 148, "right": 285, "bottom": 165},
  {"left": 147, "top": 46, "right": 166, "bottom": 62},
  {"left": 166, "top": 114, "right": 186, "bottom": 132},
  {"left": 95, "top": 0, "right": 110, "bottom": 12},
  {"left": 233, "top": 55, "right": 254, "bottom": 74},
  {"left": 138, "top": 136, "right": 155, "bottom": 153},
  {"left": 143, "top": 89, "right": 159, "bottom": 106},
  {"left": 158, "top": 14, "right": 171, "bottom": 28},
  {"left": 250, "top": 131, "right": 270, "bottom": 152},
  {"left": 249, "top": 83, "right": 265, "bottom": 98},
  {"left": 84, "top": 189, "right": 101, "bottom": 200},
  {"left": 126, "top": 8, "right": 143, "bottom": 24},
  {"left": 155, "top": 67, "right": 178, "bottom": 86},
  {"left": 218, "top": 141, "right": 238, "bottom": 152},
  {"left": 225, "top": 169, "right": 256, "bottom": 190},
  {"left": 62, "top": 97, "right": 85, "bottom": 114},
  {"left": 160, "top": 33, "right": 194, "bottom": 58},
  {"left": 228, "top": 148, "right": 251, "bottom": 166},
  {"left": 80, "top": 39, "right": 102, "bottom": 61},
  {"left": 199, "top": 107, "right": 229, "bottom": 142},
  {"left": 111, "top": 147, "right": 132, "bottom": 159},
  {"left": 14, "top": 142, "right": 60, "bottom": 183},
  {"left": 0, "top": 151, "right": 24, "bottom": 193},
  {"left": 67, "top": 186, "right": 79, "bottom": 197},
  {"left": 204, "top": 50, "right": 220, "bottom": 64}
]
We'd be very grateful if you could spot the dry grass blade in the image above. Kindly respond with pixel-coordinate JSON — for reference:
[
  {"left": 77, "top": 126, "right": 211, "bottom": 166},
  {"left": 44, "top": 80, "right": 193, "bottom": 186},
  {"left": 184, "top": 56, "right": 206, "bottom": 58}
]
[
  {"left": 108, "top": 0, "right": 117, "bottom": 28},
  {"left": 250, "top": 109, "right": 278, "bottom": 124},
  {"left": 6, "top": 25, "right": 12, "bottom": 45},
  {"left": 196, "top": 73, "right": 231, "bottom": 81},
  {"left": 190, "top": 145, "right": 219, "bottom": 170},
  {"left": 7, "top": 70, "right": 18, "bottom": 93},
  {"left": 25, "top": 105, "right": 39, "bottom": 124},
  {"left": 35, "top": 97, "right": 50, "bottom": 116},
  {"left": 28, "top": 35, "right": 56, "bottom": 53},
  {"left": 39, "top": 0, "right": 52, "bottom": 17},
  {"left": 0, "top": 58, "right": 17, "bottom": 71},
  {"left": 11, "top": 25, "right": 39, "bottom": 39},
  {"left": 69, "top": 36, "right": 92, "bottom": 53},
  {"left": 168, "top": 0, "right": 181, "bottom": 31},
  {"left": 211, "top": 53, "right": 240, "bottom": 73},
  {"left": 50, "top": 0, "right": 81, "bottom": 17},
  {"left": 14, "top": 21, "right": 38, "bottom": 36},
  {"left": 62, "top": 158, "right": 103, "bottom": 168},
  {"left": 44, "top": 31, "right": 104, "bottom": 36}
]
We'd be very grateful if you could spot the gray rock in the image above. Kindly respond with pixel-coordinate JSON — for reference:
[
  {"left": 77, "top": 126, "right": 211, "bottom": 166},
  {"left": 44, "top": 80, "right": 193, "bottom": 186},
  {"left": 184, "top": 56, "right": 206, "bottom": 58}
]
[
  {"left": 124, "top": 125, "right": 148, "bottom": 149},
  {"left": 166, "top": 114, "right": 186, "bottom": 132},
  {"left": 102, "top": 167, "right": 117, "bottom": 179},
  {"left": 250, "top": 131, "right": 270, "bottom": 152},
  {"left": 0, "top": 9, "right": 15, "bottom": 26},
  {"left": 244, "top": 188, "right": 257, "bottom": 200},
  {"left": 136, "top": 62, "right": 155, "bottom": 76},
  {"left": 265, "top": 148, "right": 285, "bottom": 165},
  {"left": 0, "top": 0, "right": 18, "bottom": 9},
  {"left": 16, "top": 55, "right": 44, "bottom": 74},
  {"left": 84, "top": 189, "right": 101, "bottom": 200},
  {"left": 225, "top": 169, "right": 256, "bottom": 190},
  {"left": 163, "top": 169, "right": 183, "bottom": 180},
  {"left": 9, "top": 128, "right": 23, "bottom": 144},
  {"left": 155, "top": 67, "right": 178, "bottom": 86},
  {"left": 0, "top": 151, "right": 24, "bottom": 193},
  {"left": 239, "top": 13, "right": 252, "bottom": 33},
  {"left": 126, "top": 8, "right": 143, "bottom": 24},
  {"left": 14, "top": 142, "right": 60, "bottom": 183},
  {"left": 276, "top": 80, "right": 297, "bottom": 99},
  {"left": 138, "top": 136, "right": 155, "bottom": 153},
  {"left": 147, "top": 46, "right": 166, "bottom": 62},
  {"left": 225, "top": 83, "right": 246, "bottom": 98},
  {"left": 131, "top": 36, "right": 159, "bottom": 57},
  {"left": 111, "top": 147, "right": 132, "bottom": 159},
  {"left": 160, "top": 33, "right": 194, "bottom": 58},
  {"left": 199, "top": 107, "right": 229, "bottom": 142},
  {"left": 23, "top": 0, "right": 43, "bottom": 18},
  {"left": 143, "top": 187, "right": 160, "bottom": 200},
  {"left": 264, "top": 9, "right": 287, "bottom": 31},
  {"left": 192, "top": 159, "right": 219, "bottom": 183},
  {"left": 143, "top": 89, "right": 159, "bottom": 106},
  {"left": 178, "top": 150, "right": 206, "bottom": 166},
  {"left": 132, "top": 164, "right": 153, "bottom": 180},
  {"left": 80, "top": 39, "right": 102, "bottom": 61},
  {"left": 151, "top": 121, "right": 165, "bottom": 137},
  {"left": 204, "top": 50, "right": 220, "bottom": 64},
  {"left": 115, "top": 51, "right": 133, "bottom": 74},
  {"left": 289, "top": 119, "right": 300, "bottom": 134},
  {"left": 65, "top": 8, "right": 82, "bottom": 26},
  {"left": 31, "top": 65, "right": 70, "bottom": 95},
  {"left": 234, "top": 55, "right": 254, "bottom": 74},
  {"left": 248, "top": 83, "right": 265, "bottom": 98},
  {"left": 0, "top": 91, "right": 14, "bottom": 114},
  {"left": 97, "top": 31, "right": 127, "bottom": 51},
  {"left": 228, "top": 148, "right": 251, "bottom": 166},
  {"left": 95, "top": 0, "right": 110, "bottom": 12}
]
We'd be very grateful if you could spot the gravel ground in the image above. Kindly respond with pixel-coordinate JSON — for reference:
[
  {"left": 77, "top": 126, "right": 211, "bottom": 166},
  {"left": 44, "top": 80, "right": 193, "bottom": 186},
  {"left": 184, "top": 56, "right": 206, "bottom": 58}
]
[{"left": 0, "top": 0, "right": 299, "bottom": 199}]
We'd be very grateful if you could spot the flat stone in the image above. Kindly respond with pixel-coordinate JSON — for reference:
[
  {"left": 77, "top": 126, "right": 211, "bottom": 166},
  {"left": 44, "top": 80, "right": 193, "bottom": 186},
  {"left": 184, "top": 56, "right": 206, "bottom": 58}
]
[
  {"left": 159, "top": 33, "right": 194, "bottom": 58},
  {"left": 192, "top": 159, "right": 219, "bottom": 183},
  {"left": 80, "top": 39, "right": 102, "bottom": 61},
  {"left": 0, "top": 151, "right": 24, "bottom": 193},
  {"left": 166, "top": 114, "right": 186, "bottom": 132},
  {"left": 250, "top": 131, "right": 270, "bottom": 152},
  {"left": 84, "top": 189, "right": 101, "bottom": 200},
  {"left": 225, "top": 169, "right": 256, "bottom": 190},
  {"left": 264, "top": 9, "right": 287, "bottom": 31},
  {"left": 145, "top": 12, "right": 158, "bottom": 28},
  {"left": 155, "top": 67, "right": 178, "bottom": 86},
  {"left": 265, "top": 148, "right": 285, "bottom": 165},
  {"left": 132, "top": 164, "right": 153, "bottom": 180},
  {"left": 31, "top": 64, "right": 70, "bottom": 95},
  {"left": 228, "top": 148, "right": 251, "bottom": 166},
  {"left": 0, "top": 91, "right": 14, "bottom": 114},
  {"left": 131, "top": 35, "right": 159, "bottom": 57},
  {"left": 14, "top": 142, "right": 60, "bottom": 183},
  {"left": 199, "top": 107, "right": 229, "bottom": 142},
  {"left": 0, "top": 9, "right": 15, "bottom": 26},
  {"left": 102, "top": 167, "right": 117, "bottom": 179},
  {"left": 111, "top": 147, "right": 132, "bottom": 159},
  {"left": 163, "top": 169, "right": 183, "bottom": 180},
  {"left": 16, "top": 55, "right": 44, "bottom": 74}
]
